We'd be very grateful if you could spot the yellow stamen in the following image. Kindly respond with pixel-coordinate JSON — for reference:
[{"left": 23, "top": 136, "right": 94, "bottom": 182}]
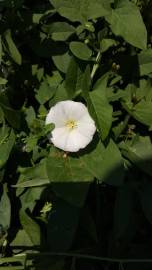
[{"left": 66, "top": 120, "right": 77, "bottom": 130}]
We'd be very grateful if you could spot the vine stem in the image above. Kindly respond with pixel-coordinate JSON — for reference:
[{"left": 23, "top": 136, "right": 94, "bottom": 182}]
[
  {"left": 1, "top": 253, "right": 152, "bottom": 267},
  {"left": 26, "top": 252, "right": 152, "bottom": 264},
  {"left": 91, "top": 51, "right": 101, "bottom": 80}
]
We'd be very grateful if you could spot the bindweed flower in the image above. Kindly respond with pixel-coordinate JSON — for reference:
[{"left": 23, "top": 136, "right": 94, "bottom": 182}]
[{"left": 45, "top": 100, "right": 96, "bottom": 152}]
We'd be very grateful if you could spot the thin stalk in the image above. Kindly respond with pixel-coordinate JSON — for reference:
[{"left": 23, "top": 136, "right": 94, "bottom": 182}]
[
  {"left": 91, "top": 51, "right": 101, "bottom": 80},
  {"left": 115, "top": 114, "right": 131, "bottom": 140},
  {"left": 2, "top": 253, "right": 152, "bottom": 268},
  {"left": 26, "top": 252, "right": 152, "bottom": 263}
]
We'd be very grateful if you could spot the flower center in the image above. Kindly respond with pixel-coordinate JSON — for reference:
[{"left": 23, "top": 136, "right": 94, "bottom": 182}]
[{"left": 65, "top": 119, "right": 77, "bottom": 130}]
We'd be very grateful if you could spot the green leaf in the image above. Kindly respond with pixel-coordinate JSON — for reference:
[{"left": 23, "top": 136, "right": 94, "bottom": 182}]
[
  {"left": 52, "top": 52, "right": 71, "bottom": 73},
  {"left": 69, "top": 41, "right": 92, "bottom": 61},
  {"left": 20, "top": 186, "right": 46, "bottom": 212},
  {"left": 81, "top": 65, "right": 91, "bottom": 100},
  {"left": 50, "top": 0, "right": 111, "bottom": 23},
  {"left": 46, "top": 149, "right": 93, "bottom": 207},
  {"left": 0, "top": 185, "right": 11, "bottom": 229},
  {"left": 0, "top": 94, "right": 21, "bottom": 129},
  {"left": 0, "top": 129, "right": 15, "bottom": 170},
  {"left": 23, "top": 134, "right": 38, "bottom": 153},
  {"left": 121, "top": 81, "right": 152, "bottom": 127},
  {"left": 33, "top": 13, "right": 43, "bottom": 24},
  {"left": 80, "top": 141, "right": 106, "bottom": 180},
  {"left": 107, "top": 88, "right": 126, "bottom": 102},
  {"left": 36, "top": 80, "right": 54, "bottom": 104},
  {"left": 133, "top": 100, "right": 152, "bottom": 127},
  {"left": 42, "top": 22, "right": 75, "bottom": 41},
  {"left": 46, "top": 71, "right": 62, "bottom": 88},
  {"left": 47, "top": 198, "right": 80, "bottom": 251},
  {"left": 120, "top": 136, "right": 152, "bottom": 176},
  {"left": 25, "top": 106, "right": 36, "bottom": 127},
  {"left": 19, "top": 209, "right": 40, "bottom": 246},
  {"left": 14, "top": 178, "right": 49, "bottom": 188},
  {"left": 2, "top": 105, "right": 21, "bottom": 129},
  {"left": 65, "top": 57, "right": 83, "bottom": 98},
  {"left": 138, "top": 49, "right": 152, "bottom": 76},
  {"left": 0, "top": 107, "right": 4, "bottom": 124},
  {"left": 32, "top": 65, "right": 44, "bottom": 81},
  {"left": 46, "top": 141, "right": 105, "bottom": 183},
  {"left": 99, "top": 139, "right": 124, "bottom": 185},
  {"left": 0, "top": 77, "right": 7, "bottom": 85},
  {"left": 65, "top": 57, "right": 78, "bottom": 99},
  {"left": 106, "top": 0, "right": 147, "bottom": 50},
  {"left": 89, "top": 74, "right": 113, "bottom": 140},
  {"left": 46, "top": 141, "right": 107, "bottom": 207},
  {"left": 10, "top": 229, "right": 35, "bottom": 247},
  {"left": 50, "top": 82, "right": 68, "bottom": 104},
  {"left": 4, "top": 30, "right": 22, "bottom": 65},
  {"left": 47, "top": 141, "right": 107, "bottom": 206},
  {"left": 122, "top": 99, "right": 152, "bottom": 127},
  {"left": 128, "top": 79, "right": 152, "bottom": 102},
  {"left": 85, "top": 0, "right": 111, "bottom": 20},
  {"left": 100, "top": 38, "right": 117, "bottom": 53},
  {"left": 16, "top": 159, "right": 49, "bottom": 189}
]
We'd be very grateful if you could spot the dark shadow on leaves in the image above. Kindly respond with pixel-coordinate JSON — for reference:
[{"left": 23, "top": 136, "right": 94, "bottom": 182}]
[{"left": 9, "top": 155, "right": 152, "bottom": 270}]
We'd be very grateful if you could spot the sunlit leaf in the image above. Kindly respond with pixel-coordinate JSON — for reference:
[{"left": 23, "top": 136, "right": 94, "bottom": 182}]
[
  {"left": 120, "top": 136, "right": 152, "bottom": 176},
  {"left": 50, "top": 0, "right": 111, "bottom": 23},
  {"left": 42, "top": 22, "right": 75, "bottom": 41},
  {"left": 106, "top": 0, "right": 147, "bottom": 49},
  {"left": 69, "top": 41, "right": 92, "bottom": 61},
  {"left": 20, "top": 209, "right": 40, "bottom": 245}
]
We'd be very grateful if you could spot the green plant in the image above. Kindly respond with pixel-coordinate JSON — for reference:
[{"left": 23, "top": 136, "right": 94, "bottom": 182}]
[{"left": 0, "top": 0, "right": 152, "bottom": 269}]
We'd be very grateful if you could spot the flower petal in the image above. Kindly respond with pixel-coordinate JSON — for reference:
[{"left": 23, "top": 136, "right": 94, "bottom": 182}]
[
  {"left": 65, "top": 129, "right": 94, "bottom": 152},
  {"left": 46, "top": 100, "right": 96, "bottom": 152},
  {"left": 77, "top": 114, "right": 96, "bottom": 137},
  {"left": 77, "top": 123, "right": 96, "bottom": 138},
  {"left": 45, "top": 102, "right": 67, "bottom": 127},
  {"left": 60, "top": 100, "right": 88, "bottom": 121},
  {"left": 51, "top": 128, "right": 94, "bottom": 152},
  {"left": 51, "top": 127, "right": 70, "bottom": 151}
]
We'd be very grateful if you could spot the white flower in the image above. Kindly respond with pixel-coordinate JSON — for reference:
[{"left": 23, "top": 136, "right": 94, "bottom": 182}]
[{"left": 45, "top": 100, "right": 96, "bottom": 152}]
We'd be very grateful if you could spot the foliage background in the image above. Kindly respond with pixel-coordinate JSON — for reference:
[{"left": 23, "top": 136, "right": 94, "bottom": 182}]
[{"left": 0, "top": 0, "right": 152, "bottom": 269}]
